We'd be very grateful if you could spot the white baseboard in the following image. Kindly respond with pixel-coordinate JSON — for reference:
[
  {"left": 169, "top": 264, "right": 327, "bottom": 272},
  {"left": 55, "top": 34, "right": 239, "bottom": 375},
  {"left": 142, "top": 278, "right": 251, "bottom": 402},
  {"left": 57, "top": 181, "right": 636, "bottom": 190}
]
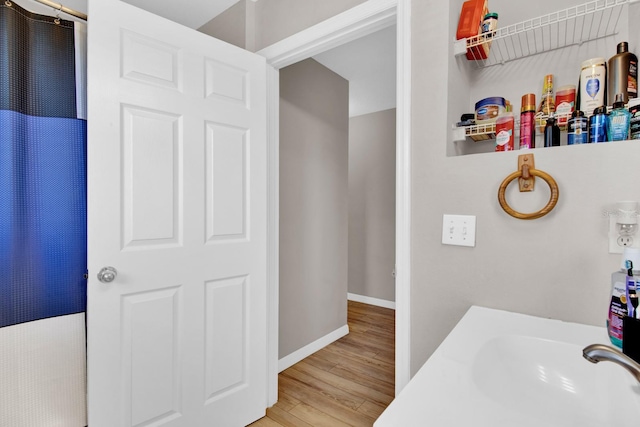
[
  {"left": 278, "top": 324, "right": 349, "bottom": 372},
  {"left": 348, "top": 293, "right": 396, "bottom": 310}
]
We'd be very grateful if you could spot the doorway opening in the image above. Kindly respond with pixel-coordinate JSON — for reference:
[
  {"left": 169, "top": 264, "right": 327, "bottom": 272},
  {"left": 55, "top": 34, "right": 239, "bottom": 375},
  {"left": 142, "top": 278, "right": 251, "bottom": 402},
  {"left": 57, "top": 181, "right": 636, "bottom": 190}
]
[{"left": 257, "top": 0, "right": 412, "bottom": 406}]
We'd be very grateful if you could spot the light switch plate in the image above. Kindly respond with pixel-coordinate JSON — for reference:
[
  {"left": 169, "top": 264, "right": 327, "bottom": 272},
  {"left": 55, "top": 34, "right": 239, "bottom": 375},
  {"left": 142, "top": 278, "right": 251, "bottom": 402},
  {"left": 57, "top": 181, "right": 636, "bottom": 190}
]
[{"left": 442, "top": 214, "right": 476, "bottom": 247}]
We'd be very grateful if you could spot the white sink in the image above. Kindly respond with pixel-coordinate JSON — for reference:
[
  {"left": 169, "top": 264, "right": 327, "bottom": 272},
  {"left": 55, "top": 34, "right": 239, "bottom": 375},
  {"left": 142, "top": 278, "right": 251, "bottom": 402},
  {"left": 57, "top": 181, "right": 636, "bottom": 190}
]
[{"left": 375, "top": 307, "right": 640, "bottom": 427}]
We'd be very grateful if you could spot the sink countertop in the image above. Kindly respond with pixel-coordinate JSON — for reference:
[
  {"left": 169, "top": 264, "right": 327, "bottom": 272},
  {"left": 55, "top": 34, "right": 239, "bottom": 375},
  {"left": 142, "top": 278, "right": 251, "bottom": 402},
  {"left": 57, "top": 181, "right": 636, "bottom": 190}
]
[{"left": 375, "top": 306, "right": 640, "bottom": 427}]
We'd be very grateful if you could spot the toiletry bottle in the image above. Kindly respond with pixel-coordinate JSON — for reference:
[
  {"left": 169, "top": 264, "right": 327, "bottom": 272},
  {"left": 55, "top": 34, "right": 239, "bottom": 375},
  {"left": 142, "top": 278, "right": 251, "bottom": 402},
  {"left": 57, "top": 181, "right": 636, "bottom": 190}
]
[
  {"left": 536, "top": 74, "right": 556, "bottom": 133},
  {"left": 626, "top": 260, "right": 638, "bottom": 319},
  {"left": 589, "top": 106, "right": 608, "bottom": 143},
  {"left": 495, "top": 107, "right": 514, "bottom": 151},
  {"left": 607, "top": 41, "right": 638, "bottom": 105},
  {"left": 519, "top": 93, "right": 536, "bottom": 149},
  {"left": 555, "top": 85, "right": 576, "bottom": 130},
  {"left": 579, "top": 57, "right": 607, "bottom": 116},
  {"left": 630, "top": 98, "right": 640, "bottom": 140},
  {"left": 608, "top": 93, "right": 632, "bottom": 141},
  {"left": 543, "top": 113, "right": 560, "bottom": 147},
  {"left": 480, "top": 12, "right": 498, "bottom": 57},
  {"left": 567, "top": 110, "right": 588, "bottom": 144},
  {"left": 609, "top": 248, "right": 640, "bottom": 348}
]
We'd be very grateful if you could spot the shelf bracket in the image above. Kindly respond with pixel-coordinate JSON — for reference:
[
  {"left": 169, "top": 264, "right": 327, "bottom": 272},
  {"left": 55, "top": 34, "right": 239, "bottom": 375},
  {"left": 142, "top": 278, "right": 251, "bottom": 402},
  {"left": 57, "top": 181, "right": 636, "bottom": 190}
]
[{"left": 453, "top": 39, "right": 467, "bottom": 57}]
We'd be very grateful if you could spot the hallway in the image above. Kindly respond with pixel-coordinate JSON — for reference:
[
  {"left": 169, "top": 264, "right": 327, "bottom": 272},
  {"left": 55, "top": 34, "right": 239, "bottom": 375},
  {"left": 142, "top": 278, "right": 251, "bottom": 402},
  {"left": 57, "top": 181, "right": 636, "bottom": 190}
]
[{"left": 251, "top": 301, "right": 395, "bottom": 426}]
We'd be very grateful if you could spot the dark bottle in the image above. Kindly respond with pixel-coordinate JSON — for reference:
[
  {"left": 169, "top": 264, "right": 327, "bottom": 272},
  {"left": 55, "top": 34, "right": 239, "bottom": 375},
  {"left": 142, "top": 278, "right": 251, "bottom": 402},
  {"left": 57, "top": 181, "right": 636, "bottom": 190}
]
[
  {"left": 608, "top": 41, "right": 638, "bottom": 105},
  {"left": 567, "top": 110, "right": 588, "bottom": 144},
  {"left": 543, "top": 113, "right": 560, "bottom": 147},
  {"left": 589, "top": 106, "right": 608, "bottom": 143}
]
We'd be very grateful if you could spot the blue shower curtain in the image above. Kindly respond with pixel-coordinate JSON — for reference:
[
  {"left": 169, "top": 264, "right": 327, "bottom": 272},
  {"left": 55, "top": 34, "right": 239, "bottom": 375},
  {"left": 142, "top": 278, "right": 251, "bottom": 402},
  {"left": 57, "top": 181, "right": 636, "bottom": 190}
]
[{"left": 0, "top": 1, "right": 87, "bottom": 328}]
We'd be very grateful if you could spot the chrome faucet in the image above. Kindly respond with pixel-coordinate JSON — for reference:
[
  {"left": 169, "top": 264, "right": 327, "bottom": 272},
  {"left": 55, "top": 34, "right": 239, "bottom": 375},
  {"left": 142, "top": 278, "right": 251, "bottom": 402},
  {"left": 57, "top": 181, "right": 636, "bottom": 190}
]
[{"left": 583, "top": 344, "right": 640, "bottom": 383}]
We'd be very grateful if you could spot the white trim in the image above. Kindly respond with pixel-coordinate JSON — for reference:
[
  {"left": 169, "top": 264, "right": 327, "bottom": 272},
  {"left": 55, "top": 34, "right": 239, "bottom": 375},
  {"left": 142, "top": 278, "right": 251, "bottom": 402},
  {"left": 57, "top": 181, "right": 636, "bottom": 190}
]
[
  {"left": 259, "top": 0, "right": 412, "bottom": 400},
  {"left": 348, "top": 293, "right": 396, "bottom": 310},
  {"left": 265, "top": 65, "right": 280, "bottom": 407},
  {"left": 256, "top": 0, "right": 397, "bottom": 69},
  {"left": 395, "top": 0, "right": 411, "bottom": 396},
  {"left": 277, "top": 325, "right": 349, "bottom": 372}
]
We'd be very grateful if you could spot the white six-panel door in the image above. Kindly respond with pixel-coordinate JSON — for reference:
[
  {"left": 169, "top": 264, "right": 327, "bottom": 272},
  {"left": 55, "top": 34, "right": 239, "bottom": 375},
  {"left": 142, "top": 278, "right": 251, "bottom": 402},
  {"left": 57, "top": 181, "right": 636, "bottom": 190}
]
[{"left": 87, "top": 0, "right": 267, "bottom": 425}]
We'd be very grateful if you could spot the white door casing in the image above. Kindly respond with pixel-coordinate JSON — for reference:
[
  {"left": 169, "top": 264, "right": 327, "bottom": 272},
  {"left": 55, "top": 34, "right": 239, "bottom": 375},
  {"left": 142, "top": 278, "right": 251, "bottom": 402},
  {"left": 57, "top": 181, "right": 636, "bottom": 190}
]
[
  {"left": 258, "top": 0, "right": 411, "bottom": 398},
  {"left": 87, "top": 0, "right": 268, "bottom": 425}
]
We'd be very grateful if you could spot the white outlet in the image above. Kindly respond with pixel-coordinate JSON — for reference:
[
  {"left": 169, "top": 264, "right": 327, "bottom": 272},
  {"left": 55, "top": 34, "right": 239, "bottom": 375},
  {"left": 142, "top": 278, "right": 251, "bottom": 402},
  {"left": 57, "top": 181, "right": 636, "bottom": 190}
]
[
  {"left": 609, "top": 215, "right": 640, "bottom": 253},
  {"left": 442, "top": 214, "right": 476, "bottom": 247}
]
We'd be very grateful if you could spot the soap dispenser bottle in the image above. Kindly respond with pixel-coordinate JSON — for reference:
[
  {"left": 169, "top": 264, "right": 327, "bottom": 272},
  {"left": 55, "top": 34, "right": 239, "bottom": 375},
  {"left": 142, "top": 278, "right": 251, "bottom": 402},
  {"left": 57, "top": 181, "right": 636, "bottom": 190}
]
[{"left": 609, "top": 248, "right": 640, "bottom": 348}]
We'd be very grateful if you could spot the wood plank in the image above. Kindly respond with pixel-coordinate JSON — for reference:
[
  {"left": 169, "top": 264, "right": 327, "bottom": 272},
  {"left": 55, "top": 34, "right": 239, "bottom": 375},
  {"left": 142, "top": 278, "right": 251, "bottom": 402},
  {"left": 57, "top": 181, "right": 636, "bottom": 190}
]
[
  {"left": 272, "top": 389, "right": 300, "bottom": 412},
  {"left": 338, "top": 331, "right": 393, "bottom": 355},
  {"left": 293, "top": 360, "right": 394, "bottom": 406},
  {"left": 347, "top": 301, "right": 394, "bottom": 317},
  {"left": 303, "top": 352, "right": 339, "bottom": 372},
  {"left": 257, "top": 302, "right": 395, "bottom": 426},
  {"left": 289, "top": 403, "right": 353, "bottom": 427},
  {"left": 248, "top": 415, "right": 285, "bottom": 426},
  {"left": 374, "top": 348, "right": 395, "bottom": 364},
  {"left": 357, "top": 400, "right": 388, "bottom": 420},
  {"left": 280, "top": 367, "right": 365, "bottom": 410},
  {"left": 329, "top": 365, "right": 395, "bottom": 398},
  {"left": 332, "top": 338, "right": 379, "bottom": 359},
  {"left": 265, "top": 405, "right": 314, "bottom": 427},
  {"left": 317, "top": 346, "right": 395, "bottom": 385},
  {"left": 278, "top": 372, "right": 377, "bottom": 427}
]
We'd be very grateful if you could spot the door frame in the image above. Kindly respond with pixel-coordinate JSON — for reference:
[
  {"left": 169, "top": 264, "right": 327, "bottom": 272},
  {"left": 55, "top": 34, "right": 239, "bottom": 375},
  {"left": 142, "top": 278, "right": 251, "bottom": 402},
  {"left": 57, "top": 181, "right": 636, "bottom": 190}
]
[{"left": 256, "top": 0, "right": 411, "bottom": 404}]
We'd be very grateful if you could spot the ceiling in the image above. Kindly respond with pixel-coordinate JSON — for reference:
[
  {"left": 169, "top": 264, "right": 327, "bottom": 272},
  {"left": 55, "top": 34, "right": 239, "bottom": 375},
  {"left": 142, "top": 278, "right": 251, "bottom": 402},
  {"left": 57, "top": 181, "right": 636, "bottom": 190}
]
[
  {"left": 20, "top": 0, "right": 396, "bottom": 118},
  {"left": 313, "top": 25, "right": 396, "bottom": 118},
  {"left": 22, "top": 0, "right": 242, "bottom": 28}
]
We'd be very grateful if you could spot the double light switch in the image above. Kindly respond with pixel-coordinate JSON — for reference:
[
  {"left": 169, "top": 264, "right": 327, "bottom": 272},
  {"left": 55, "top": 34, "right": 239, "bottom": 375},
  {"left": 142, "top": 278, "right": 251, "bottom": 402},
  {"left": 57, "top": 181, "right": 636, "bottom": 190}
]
[{"left": 442, "top": 214, "right": 476, "bottom": 247}]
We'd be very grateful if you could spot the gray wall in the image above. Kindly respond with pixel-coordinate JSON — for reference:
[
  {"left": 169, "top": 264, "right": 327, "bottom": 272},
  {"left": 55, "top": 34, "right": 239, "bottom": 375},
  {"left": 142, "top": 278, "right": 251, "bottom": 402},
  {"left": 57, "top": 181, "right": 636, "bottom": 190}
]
[
  {"left": 200, "top": 0, "right": 640, "bottom": 380},
  {"left": 279, "top": 58, "right": 349, "bottom": 359},
  {"left": 197, "top": 1, "right": 246, "bottom": 49},
  {"left": 349, "top": 109, "right": 396, "bottom": 302},
  {"left": 198, "top": 0, "right": 367, "bottom": 52},
  {"left": 253, "top": 0, "right": 367, "bottom": 51},
  {"left": 411, "top": 0, "right": 640, "bottom": 374}
]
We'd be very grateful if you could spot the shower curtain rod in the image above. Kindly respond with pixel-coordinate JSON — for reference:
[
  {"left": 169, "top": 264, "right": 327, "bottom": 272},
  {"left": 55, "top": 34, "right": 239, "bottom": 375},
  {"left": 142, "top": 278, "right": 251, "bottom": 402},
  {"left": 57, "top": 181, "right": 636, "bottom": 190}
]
[{"left": 31, "top": 0, "right": 87, "bottom": 21}]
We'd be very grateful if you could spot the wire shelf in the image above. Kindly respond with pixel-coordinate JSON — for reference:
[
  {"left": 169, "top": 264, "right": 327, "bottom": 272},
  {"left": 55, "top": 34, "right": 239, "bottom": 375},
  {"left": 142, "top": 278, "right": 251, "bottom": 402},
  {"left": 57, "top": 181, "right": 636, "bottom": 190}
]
[
  {"left": 454, "top": 0, "right": 629, "bottom": 67},
  {"left": 453, "top": 112, "right": 576, "bottom": 142}
]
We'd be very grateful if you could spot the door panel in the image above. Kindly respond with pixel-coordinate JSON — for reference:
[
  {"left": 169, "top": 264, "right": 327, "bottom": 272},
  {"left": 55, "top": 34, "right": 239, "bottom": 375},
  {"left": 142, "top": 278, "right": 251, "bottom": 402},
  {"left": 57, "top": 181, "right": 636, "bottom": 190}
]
[
  {"left": 87, "top": 1, "right": 267, "bottom": 426},
  {"left": 122, "top": 105, "right": 182, "bottom": 249},
  {"left": 123, "top": 287, "right": 182, "bottom": 426},
  {"left": 206, "top": 123, "right": 247, "bottom": 240}
]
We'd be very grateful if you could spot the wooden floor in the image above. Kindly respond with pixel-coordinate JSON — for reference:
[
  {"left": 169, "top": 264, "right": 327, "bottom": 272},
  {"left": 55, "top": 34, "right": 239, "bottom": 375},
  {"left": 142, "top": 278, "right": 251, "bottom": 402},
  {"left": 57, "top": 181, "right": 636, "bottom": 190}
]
[{"left": 249, "top": 300, "right": 395, "bottom": 427}]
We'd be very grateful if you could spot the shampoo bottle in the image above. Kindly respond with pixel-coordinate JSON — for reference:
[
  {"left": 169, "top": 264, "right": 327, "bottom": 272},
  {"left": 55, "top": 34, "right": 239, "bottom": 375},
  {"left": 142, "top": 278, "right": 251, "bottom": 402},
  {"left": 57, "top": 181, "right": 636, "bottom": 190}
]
[
  {"left": 607, "top": 41, "right": 638, "bottom": 105},
  {"left": 609, "top": 248, "right": 640, "bottom": 348}
]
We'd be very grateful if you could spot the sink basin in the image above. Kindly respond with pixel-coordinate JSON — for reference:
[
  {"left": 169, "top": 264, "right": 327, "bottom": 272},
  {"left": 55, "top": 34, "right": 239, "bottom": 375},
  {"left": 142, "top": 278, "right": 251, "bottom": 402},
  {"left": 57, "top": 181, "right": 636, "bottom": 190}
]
[
  {"left": 375, "top": 306, "right": 640, "bottom": 427},
  {"left": 472, "top": 335, "right": 640, "bottom": 425}
]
